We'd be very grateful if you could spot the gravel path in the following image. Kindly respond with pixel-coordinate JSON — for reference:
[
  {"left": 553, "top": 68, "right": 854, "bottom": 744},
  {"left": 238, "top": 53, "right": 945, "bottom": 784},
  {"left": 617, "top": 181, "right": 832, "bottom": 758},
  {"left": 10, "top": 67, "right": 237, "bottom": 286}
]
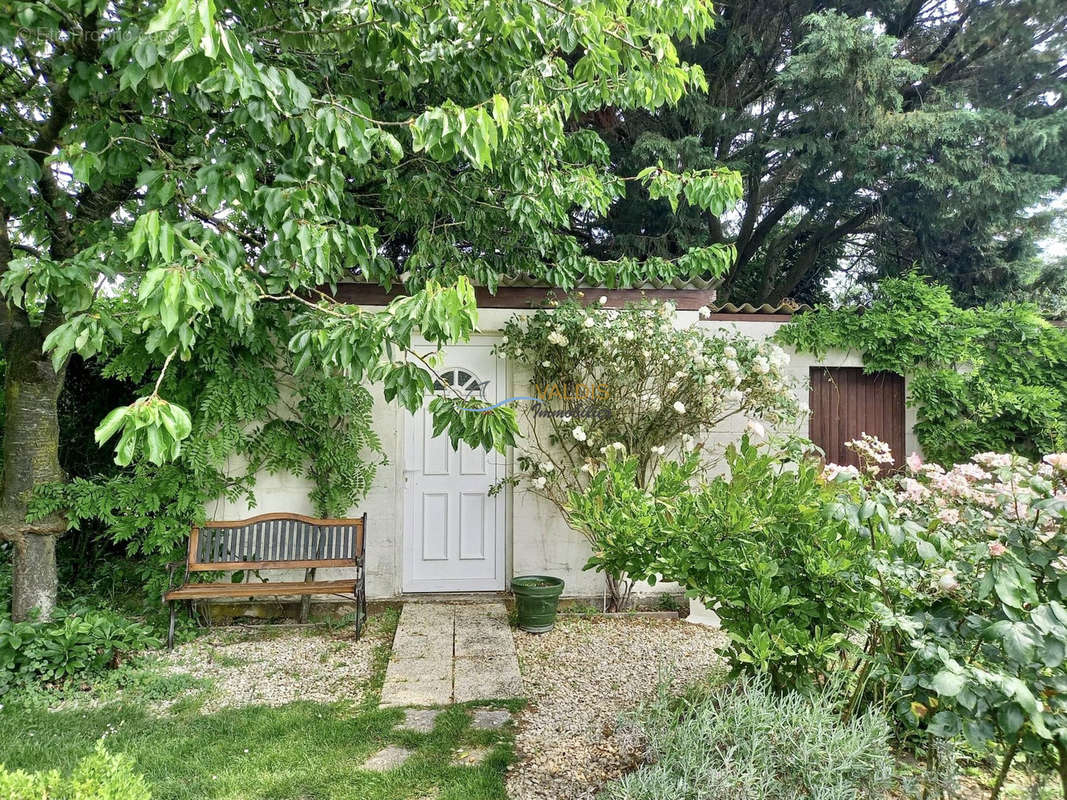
[
  {"left": 162, "top": 625, "right": 380, "bottom": 711},
  {"left": 507, "top": 616, "right": 725, "bottom": 800}
]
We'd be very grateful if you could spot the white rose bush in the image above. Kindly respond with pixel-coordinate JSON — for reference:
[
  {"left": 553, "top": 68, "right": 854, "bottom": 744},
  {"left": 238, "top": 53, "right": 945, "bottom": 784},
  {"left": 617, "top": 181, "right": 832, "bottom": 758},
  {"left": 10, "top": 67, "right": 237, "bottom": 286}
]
[
  {"left": 825, "top": 444, "right": 1067, "bottom": 797},
  {"left": 495, "top": 298, "right": 801, "bottom": 609}
]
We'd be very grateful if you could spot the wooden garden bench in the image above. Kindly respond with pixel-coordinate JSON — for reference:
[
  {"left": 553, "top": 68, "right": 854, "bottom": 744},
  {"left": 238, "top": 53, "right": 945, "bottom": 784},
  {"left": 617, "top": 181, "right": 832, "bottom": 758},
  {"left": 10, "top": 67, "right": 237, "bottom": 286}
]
[{"left": 163, "top": 512, "right": 367, "bottom": 648}]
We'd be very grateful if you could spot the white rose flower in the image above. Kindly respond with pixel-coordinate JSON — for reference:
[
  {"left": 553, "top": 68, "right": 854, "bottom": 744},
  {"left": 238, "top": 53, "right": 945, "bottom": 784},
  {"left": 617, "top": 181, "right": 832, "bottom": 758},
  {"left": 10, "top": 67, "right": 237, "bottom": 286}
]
[
  {"left": 651, "top": 445, "right": 667, "bottom": 456},
  {"left": 583, "top": 316, "right": 595, "bottom": 328},
  {"left": 612, "top": 442, "right": 626, "bottom": 451},
  {"left": 746, "top": 420, "right": 766, "bottom": 439},
  {"left": 598, "top": 296, "right": 608, "bottom": 305},
  {"left": 539, "top": 462, "right": 555, "bottom": 473},
  {"left": 532, "top": 477, "right": 547, "bottom": 490},
  {"left": 726, "top": 389, "right": 744, "bottom": 404},
  {"left": 623, "top": 330, "right": 635, "bottom": 341},
  {"left": 698, "top": 306, "right": 711, "bottom": 319},
  {"left": 501, "top": 335, "right": 508, "bottom": 344},
  {"left": 937, "top": 572, "right": 959, "bottom": 592},
  {"left": 673, "top": 401, "right": 686, "bottom": 415},
  {"left": 724, "top": 360, "right": 739, "bottom": 374},
  {"left": 723, "top": 346, "right": 737, "bottom": 359},
  {"left": 753, "top": 356, "right": 770, "bottom": 375},
  {"left": 572, "top": 426, "right": 587, "bottom": 442},
  {"left": 541, "top": 360, "right": 552, "bottom": 367}
]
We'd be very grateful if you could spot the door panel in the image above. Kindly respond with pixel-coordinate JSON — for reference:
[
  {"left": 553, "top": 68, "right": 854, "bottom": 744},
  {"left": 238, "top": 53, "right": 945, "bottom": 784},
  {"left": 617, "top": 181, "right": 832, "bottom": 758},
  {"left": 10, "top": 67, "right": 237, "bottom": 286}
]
[
  {"left": 403, "top": 344, "right": 506, "bottom": 592},
  {"left": 809, "top": 367, "right": 906, "bottom": 470}
]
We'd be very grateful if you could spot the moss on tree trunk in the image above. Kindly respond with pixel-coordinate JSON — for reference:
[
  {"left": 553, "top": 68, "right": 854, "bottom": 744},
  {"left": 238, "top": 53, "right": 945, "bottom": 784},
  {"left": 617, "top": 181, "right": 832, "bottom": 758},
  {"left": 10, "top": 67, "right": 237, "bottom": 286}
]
[{"left": 0, "top": 306, "right": 67, "bottom": 621}]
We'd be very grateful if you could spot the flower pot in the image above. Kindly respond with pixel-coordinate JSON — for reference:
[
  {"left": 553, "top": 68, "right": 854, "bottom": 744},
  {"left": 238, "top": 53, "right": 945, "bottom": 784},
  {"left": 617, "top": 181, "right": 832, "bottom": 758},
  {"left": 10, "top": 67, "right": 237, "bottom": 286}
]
[{"left": 512, "top": 575, "right": 565, "bottom": 633}]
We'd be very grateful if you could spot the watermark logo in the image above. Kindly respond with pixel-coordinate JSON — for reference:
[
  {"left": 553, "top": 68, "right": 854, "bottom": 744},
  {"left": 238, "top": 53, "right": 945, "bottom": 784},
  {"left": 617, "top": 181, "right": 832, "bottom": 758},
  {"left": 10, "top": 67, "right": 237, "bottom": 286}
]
[
  {"left": 476, "top": 396, "right": 545, "bottom": 412},
  {"left": 473, "top": 381, "right": 612, "bottom": 419}
]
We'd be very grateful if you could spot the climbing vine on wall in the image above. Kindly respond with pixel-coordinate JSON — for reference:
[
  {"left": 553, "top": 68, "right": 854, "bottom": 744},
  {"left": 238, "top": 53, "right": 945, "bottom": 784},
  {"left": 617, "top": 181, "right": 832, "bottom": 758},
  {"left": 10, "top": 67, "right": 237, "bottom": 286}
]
[
  {"left": 776, "top": 274, "right": 1067, "bottom": 464},
  {"left": 27, "top": 310, "right": 385, "bottom": 602}
]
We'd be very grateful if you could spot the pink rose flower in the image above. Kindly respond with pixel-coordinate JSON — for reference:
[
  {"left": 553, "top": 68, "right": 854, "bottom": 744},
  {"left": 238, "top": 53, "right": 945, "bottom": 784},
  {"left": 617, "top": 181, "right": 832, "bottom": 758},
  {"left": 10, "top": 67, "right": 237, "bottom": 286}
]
[
  {"left": 1043, "top": 453, "right": 1067, "bottom": 471},
  {"left": 988, "top": 541, "right": 1007, "bottom": 558}
]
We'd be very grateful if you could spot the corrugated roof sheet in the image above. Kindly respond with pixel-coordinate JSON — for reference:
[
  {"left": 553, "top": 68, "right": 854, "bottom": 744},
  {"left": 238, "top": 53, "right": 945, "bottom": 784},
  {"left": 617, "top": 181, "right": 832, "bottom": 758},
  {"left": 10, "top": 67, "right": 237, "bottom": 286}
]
[
  {"left": 710, "top": 301, "right": 812, "bottom": 314},
  {"left": 347, "top": 271, "right": 717, "bottom": 291},
  {"left": 495, "top": 274, "right": 717, "bottom": 290}
]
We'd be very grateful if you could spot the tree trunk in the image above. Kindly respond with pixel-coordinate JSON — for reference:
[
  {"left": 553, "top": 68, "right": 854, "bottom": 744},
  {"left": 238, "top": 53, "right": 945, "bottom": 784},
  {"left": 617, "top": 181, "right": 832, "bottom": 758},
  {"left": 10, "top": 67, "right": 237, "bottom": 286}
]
[
  {"left": 604, "top": 573, "right": 633, "bottom": 612},
  {"left": 989, "top": 733, "right": 1020, "bottom": 800},
  {"left": 1, "top": 307, "right": 67, "bottom": 621},
  {"left": 1055, "top": 740, "right": 1067, "bottom": 800}
]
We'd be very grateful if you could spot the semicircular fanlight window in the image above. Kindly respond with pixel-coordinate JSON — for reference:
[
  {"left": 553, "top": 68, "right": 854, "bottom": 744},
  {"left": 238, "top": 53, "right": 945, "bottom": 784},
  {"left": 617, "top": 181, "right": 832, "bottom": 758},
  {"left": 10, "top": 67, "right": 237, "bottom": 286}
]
[{"left": 431, "top": 368, "right": 487, "bottom": 399}]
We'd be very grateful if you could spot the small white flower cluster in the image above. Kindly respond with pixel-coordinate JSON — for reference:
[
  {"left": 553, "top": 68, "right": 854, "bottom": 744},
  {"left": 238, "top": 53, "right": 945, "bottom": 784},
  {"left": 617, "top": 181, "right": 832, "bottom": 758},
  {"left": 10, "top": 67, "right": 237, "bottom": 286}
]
[
  {"left": 498, "top": 299, "right": 803, "bottom": 500},
  {"left": 822, "top": 463, "right": 861, "bottom": 482},
  {"left": 974, "top": 452, "right": 1013, "bottom": 468},
  {"left": 845, "top": 432, "right": 895, "bottom": 474}
]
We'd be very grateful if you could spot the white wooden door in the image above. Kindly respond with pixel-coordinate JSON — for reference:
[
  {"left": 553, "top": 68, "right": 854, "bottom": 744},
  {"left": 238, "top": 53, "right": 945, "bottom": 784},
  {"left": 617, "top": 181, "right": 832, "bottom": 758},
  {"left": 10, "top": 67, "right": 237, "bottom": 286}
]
[{"left": 403, "top": 344, "right": 506, "bottom": 592}]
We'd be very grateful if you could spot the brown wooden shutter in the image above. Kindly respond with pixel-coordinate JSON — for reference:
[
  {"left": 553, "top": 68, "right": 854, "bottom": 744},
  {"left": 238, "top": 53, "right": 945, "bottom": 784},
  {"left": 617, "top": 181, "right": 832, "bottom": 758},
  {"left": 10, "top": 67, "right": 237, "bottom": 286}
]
[{"left": 808, "top": 367, "right": 906, "bottom": 470}]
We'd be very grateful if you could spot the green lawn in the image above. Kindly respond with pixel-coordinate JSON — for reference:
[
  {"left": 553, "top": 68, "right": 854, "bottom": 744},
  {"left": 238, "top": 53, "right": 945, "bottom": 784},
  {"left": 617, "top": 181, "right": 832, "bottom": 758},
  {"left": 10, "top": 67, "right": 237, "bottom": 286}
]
[{"left": 0, "top": 612, "right": 520, "bottom": 800}]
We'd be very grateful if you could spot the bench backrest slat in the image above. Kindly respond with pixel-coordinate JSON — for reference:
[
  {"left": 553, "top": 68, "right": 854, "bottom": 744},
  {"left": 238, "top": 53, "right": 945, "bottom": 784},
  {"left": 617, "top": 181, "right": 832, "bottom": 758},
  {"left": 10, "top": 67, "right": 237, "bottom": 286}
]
[{"left": 186, "top": 513, "right": 365, "bottom": 572}]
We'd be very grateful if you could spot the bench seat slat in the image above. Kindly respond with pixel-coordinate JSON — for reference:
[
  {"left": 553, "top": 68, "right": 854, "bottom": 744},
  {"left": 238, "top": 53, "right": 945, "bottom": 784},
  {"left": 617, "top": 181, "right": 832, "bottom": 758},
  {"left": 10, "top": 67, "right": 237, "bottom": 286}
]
[{"left": 165, "top": 579, "right": 357, "bottom": 600}]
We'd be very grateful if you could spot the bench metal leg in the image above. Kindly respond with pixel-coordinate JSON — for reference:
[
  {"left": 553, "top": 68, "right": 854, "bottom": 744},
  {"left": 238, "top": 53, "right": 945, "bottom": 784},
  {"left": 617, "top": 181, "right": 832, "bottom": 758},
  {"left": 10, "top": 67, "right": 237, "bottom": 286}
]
[
  {"left": 167, "top": 602, "right": 177, "bottom": 650},
  {"left": 354, "top": 581, "right": 367, "bottom": 640}
]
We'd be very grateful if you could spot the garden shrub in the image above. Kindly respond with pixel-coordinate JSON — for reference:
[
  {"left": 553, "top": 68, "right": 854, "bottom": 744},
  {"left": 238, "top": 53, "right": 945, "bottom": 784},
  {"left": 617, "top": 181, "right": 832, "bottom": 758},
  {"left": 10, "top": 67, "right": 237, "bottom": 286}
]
[
  {"left": 826, "top": 445, "right": 1067, "bottom": 791},
  {"left": 599, "top": 678, "right": 894, "bottom": 800},
  {"left": 498, "top": 297, "right": 801, "bottom": 608},
  {"left": 0, "top": 743, "right": 151, "bottom": 800},
  {"left": 571, "top": 436, "right": 875, "bottom": 689},
  {"left": 0, "top": 607, "right": 158, "bottom": 695}
]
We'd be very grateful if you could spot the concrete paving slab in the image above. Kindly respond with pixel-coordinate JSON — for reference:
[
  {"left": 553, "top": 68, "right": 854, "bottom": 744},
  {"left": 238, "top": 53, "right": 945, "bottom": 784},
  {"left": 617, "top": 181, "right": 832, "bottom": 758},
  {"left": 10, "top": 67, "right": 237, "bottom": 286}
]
[
  {"left": 361, "top": 746, "right": 413, "bottom": 772},
  {"left": 399, "top": 708, "right": 442, "bottom": 732},
  {"left": 381, "top": 655, "right": 453, "bottom": 707},
  {"left": 380, "top": 601, "right": 521, "bottom": 706},
  {"left": 470, "top": 709, "right": 512, "bottom": 729},
  {"left": 454, "top": 655, "right": 522, "bottom": 702}
]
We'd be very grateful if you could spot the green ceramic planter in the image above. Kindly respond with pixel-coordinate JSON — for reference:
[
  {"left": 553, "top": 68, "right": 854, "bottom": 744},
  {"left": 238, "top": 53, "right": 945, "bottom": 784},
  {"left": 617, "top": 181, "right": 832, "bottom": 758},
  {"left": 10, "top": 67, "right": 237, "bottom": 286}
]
[{"left": 512, "top": 575, "right": 565, "bottom": 633}]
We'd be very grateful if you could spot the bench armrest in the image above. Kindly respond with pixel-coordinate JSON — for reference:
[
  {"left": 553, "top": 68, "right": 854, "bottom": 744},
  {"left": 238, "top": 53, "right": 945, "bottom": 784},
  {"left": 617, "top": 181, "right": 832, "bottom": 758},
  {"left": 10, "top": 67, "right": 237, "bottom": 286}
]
[{"left": 163, "top": 560, "right": 190, "bottom": 604}]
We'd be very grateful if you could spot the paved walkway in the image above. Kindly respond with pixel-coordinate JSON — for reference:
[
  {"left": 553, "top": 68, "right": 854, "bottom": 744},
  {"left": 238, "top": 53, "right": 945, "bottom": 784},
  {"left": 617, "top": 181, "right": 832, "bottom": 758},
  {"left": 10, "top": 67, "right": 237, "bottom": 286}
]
[{"left": 380, "top": 602, "right": 523, "bottom": 707}]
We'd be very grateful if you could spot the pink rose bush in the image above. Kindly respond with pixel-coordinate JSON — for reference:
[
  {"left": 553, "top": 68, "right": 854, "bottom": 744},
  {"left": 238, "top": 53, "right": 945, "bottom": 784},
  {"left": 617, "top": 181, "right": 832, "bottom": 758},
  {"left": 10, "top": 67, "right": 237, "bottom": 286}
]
[{"left": 827, "top": 441, "right": 1067, "bottom": 783}]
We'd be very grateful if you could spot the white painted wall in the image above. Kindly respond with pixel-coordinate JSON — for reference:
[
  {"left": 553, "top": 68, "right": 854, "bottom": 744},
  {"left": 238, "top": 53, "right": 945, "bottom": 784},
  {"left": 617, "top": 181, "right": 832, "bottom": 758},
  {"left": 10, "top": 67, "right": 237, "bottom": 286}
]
[{"left": 213, "top": 307, "right": 921, "bottom": 601}]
